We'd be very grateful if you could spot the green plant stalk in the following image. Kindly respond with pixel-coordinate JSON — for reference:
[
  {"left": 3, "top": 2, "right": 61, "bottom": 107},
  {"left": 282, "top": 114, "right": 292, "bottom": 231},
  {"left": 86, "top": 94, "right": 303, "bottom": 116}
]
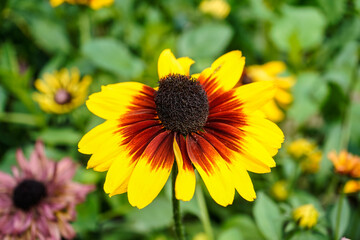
[
  {"left": 334, "top": 191, "right": 345, "bottom": 240},
  {"left": 172, "top": 163, "right": 185, "bottom": 240},
  {"left": 196, "top": 183, "right": 214, "bottom": 240}
]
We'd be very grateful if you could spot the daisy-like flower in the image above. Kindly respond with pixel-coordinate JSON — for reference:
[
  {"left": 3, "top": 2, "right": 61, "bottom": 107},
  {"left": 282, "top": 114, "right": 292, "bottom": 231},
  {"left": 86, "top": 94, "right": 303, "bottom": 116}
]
[
  {"left": 199, "top": 0, "right": 231, "bottom": 19},
  {"left": 0, "top": 141, "right": 94, "bottom": 240},
  {"left": 239, "top": 61, "right": 295, "bottom": 122},
  {"left": 33, "top": 68, "right": 92, "bottom": 114},
  {"left": 79, "top": 49, "right": 284, "bottom": 209},
  {"left": 293, "top": 204, "right": 319, "bottom": 229},
  {"left": 328, "top": 150, "right": 360, "bottom": 178},
  {"left": 50, "top": 0, "right": 114, "bottom": 9}
]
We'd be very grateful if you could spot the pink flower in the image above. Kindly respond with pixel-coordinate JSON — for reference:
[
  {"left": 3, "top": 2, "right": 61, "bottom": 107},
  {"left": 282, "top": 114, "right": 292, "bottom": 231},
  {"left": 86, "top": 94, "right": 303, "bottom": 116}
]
[{"left": 0, "top": 141, "right": 95, "bottom": 240}]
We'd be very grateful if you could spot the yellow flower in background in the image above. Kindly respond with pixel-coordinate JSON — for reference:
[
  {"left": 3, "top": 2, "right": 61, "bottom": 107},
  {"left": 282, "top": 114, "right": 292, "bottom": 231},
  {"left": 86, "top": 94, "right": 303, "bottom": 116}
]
[
  {"left": 301, "top": 150, "right": 322, "bottom": 173},
  {"left": 271, "top": 180, "right": 289, "bottom": 201},
  {"left": 79, "top": 49, "right": 284, "bottom": 209},
  {"left": 287, "top": 138, "right": 316, "bottom": 159},
  {"left": 33, "top": 68, "right": 92, "bottom": 114},
  {"left": 293, "top": 204, "right": 319, "bottom": 229},
  {"left": 287, "top": 138, "right": 322, "bottom": 173},
  {"left": 344, "top": 180, "right": 360, "bottom": 194},
  {"left": 199, "top": 0, "right": 231, "bottom": 19},
  {"left": 50, "top": 0, "right": 114, "bottom": 9},
  {"left": 328, "top": 150, "right": 360, "bottom": 178},
  {"left": 240, "top": 61, "right": 295, "bottom": 122}
]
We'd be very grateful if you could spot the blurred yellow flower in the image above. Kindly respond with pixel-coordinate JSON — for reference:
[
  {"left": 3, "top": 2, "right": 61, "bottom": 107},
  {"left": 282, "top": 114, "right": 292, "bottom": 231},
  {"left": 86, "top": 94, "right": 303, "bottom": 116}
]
[
  {"left": 301, "top": 150, "right": 322, "bottom": 173},
  {"left": 287, "top": 138, "right": 316, "bottom": 159},
  {"left": 293, "top": 204, "right": 319, "bottom": 229},
  {"left": 241, "top": 61, "right": 295, "bottom": 122},
  {"left": 50, "top": 0, "right": 114, "bottom": 9},
  {"left": 271, "top": 180, "right": 289, "bottom": 201},
  {"left": 199, "top": 0, "right": 231, "bottom": 19},
  {"left": 33, "top": 68, "right": 92, "bottom": 114},
  {"left": 344, "top": 180, "right": 360, "bottom": 194},
  {"left": 287, "top": 138, "right": 322, "bottom": 173},
  {"left": 328, "top": 150, "right": 360, "bottom": 178}
]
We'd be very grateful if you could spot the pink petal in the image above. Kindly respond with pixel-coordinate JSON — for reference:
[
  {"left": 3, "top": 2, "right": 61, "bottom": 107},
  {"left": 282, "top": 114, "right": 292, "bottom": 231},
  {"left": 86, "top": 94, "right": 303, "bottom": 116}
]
[{"left": 0, "top": 171, "right": 16, "bottom": 189}]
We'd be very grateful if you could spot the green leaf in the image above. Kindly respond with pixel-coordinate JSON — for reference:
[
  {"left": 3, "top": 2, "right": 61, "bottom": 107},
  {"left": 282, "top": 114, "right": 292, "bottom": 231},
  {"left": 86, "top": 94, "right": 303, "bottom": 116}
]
[
  {"left": 29, "top": 17, "right": 70, "bottom": 54},
  {"left": 330, "top": 196, "right": 350, "bottom": 239},
  {"left": 177, "top": 23, "right": 233, "bottom": 59},
  {"left": 36, "top": 128, "right": 82, "bottom": 145},
  {"left": 270, "top": 5, "right": 326, "bottom": 52},
  {"left": 253, "top": 192, "right": 283, "bottom": 240},
  {"left": 288, "top": 72, "right": 328, "bottom": 125},
  {"left": 0, "top": 42, "right": 18, "bottom": 73},
  {"left": 316, "top": 0, "right": 346, "bottom": 24},
  {"left": 224, "top": 215, "right": 265, "bottom": 240},
  {"left": 82, "top": 38, "right": 144, "bottom": 78},
  {"left": 73, "top": 193, "right": 100, "bottom": 233},
  {"left": 289, "top": 231, "right": 328, "bottom": 240},
  {"left": 218, "top": 228, "right": 244, "bottom": 240}
]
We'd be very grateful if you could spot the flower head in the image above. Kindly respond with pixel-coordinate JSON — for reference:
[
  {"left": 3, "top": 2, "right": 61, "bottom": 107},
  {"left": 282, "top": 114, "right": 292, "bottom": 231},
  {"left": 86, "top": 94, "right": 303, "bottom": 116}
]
[
  {"left": 328, "top": 150, "right": 360, "bottom": 178},
  {"left": 239, "top": 61, "right": 295, "bottom": 122},
  {"left": 79, "top": 49, "right": 284, "bottom": 209},
  {"left": 288, "top": 138, "right": 322, "bottom": 173},
  {"left": 271, "top": 180, "right": 289, "bottom": 201},
  {"left": 33, "top": 68, "right": 92, "bottom": 114},
  {"left": 50, "top": 0, "right": 114, "bottom": 9},
  {"left": 199, "top": 0, "right": 231, "bottom": 19},
  {"left": 293, "top": 204, "right": 319, "bottom": 229},
  {"left": 0, "top": 141, "right": 94, "bottom": 240}
]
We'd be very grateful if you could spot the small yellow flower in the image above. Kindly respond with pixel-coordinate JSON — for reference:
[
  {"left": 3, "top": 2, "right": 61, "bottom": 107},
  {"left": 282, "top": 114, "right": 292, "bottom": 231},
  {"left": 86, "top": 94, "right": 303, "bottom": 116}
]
[
  {"left": 240, "top": 61, "right": 295, "bottom": 122},
  {"left": 33, "top": 68, "right": 92, "bottom": 114},
  {"left": 50, "top": 0, "right": 114, "bottom": 9},
  {"left": 287, "top": 138, "right": 316, "bottom": 159},
  {"left": 199, "top": 0, "right": 231, "bottom": 19},
  {"left": 344, "top": 180, "right": 360, "bottom": 194},
  {"left": 293, "top": 204, "right": 319, "bottom": 229},
  {"left": 328, "top": 150, "right": 360, "bottom": 178},
  {"left": 300, "top": 150, "right": 322, "bottom": 174},
  {"left": 271, "top": 180, "right": 289, "bottom": 201}
]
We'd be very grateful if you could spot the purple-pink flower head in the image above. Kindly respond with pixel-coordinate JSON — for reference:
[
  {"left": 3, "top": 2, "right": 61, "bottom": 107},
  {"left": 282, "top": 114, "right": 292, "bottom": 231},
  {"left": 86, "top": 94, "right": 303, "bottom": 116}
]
[{"left": 0, "top": 140, "right": 95, "bottom": 240}]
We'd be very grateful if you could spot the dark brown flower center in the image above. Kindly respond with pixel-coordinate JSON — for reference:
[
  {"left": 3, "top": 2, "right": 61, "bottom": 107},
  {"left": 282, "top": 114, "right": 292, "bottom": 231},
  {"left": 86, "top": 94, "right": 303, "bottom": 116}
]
[
  {"left": 54, "top": 89, "right": 72, "bottom": 105},
  {"left": 155, "top": 74, "right": 209, "bottom": 136},
  {"left": 12, "top": 179, "right": 47, "bottom": 211}
]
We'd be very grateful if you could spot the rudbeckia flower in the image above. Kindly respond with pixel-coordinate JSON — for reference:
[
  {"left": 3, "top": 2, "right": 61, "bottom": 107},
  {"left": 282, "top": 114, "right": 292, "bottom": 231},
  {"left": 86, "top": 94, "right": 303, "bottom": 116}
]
[
  {"left": 79, "top": 49, "right": 284, "bottom": 209},
  {"left": 0, "top": 141, "right": 94, "bottom": 240},
  {"left": 293, "top": 204, "right": 319, "bottom": 229},
  {"left": 239, "top": 61, "right": 295, "bottom": 122},
  {"left": 50, "top": 0, "right": 114, "bottom": 9},
  {"left": 343, "top": 180, "right": 360, "bottom": 194},
  {"left": 199, "top": 0, "right": 231, "bottom": 19},
  {"left": 33, "top": 68, "right": 92, "bottom": 114},
  {"left": 328, "top": 150, "right": 360, "bottom": 178},
  {"left": 271, "top": 180, "right": 289, "bottom": 201}
]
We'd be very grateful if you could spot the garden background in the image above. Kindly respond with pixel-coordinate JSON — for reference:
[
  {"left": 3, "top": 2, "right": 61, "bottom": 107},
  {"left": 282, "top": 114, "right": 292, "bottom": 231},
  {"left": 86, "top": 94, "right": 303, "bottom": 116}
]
[{"left": 1, "top": 0, "right": 360, "bottom": 239}]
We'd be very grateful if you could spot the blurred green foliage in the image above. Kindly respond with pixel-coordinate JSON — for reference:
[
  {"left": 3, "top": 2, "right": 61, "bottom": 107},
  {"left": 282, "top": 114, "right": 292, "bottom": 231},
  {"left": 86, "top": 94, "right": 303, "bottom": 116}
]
[{"left": 1, "top": 0, "right": 360, "bottom": 239}]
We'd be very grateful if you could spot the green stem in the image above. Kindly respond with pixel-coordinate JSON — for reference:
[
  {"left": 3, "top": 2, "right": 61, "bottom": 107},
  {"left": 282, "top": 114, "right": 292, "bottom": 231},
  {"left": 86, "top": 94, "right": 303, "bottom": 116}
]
[
  {"left": 334, "top": 191, "right": 345, "bottom": 240},
  {"left": 196, "top": 183, "right": 214, "bottom": 240},
  {"left": 172, "top": 164, "right": 185, "bottom": 240}
]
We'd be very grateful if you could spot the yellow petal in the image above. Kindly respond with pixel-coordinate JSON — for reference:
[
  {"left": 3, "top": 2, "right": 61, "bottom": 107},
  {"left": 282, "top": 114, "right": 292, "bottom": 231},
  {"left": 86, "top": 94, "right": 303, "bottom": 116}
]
[
  {"left": 127, "top": 158, "right": 173, "bottom": 209},
  {"left": 78, "top": 120, "right": 119, "bottom": 154},
  {"left": 241, "top": 135, "right": 276, "bottom": 168},
  {"left": 86, "top": 82, "right": 149, "bottom": 120},
  {"left": 158, "top": 49, "right": 186, "bottom": 79},
  {"left": 104, "top": 154, "right": 135, "bottom": 196},
  {"left": 177, "top": 57, "right": 195, "bottom": 76},
  {"left": 231, "top": 163, "right": 256, "bottom": 201},
  {"left": 275, "top": 88, "right": 293, "bottom": 106},
  {"left": 261, "top": 61, "right": 286, "bottom": 75},
  {"left": 261, "top": 100, "right": 284, "bottom": 122},
  {"left": 234, "top": 81, "right": 275, "bottom": 114},
  {"left": 199, "top": 50, "right": 245, "bottom": 91},
  {"left": 173, "top": 139, "right": 196, "bottom": 201}
]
